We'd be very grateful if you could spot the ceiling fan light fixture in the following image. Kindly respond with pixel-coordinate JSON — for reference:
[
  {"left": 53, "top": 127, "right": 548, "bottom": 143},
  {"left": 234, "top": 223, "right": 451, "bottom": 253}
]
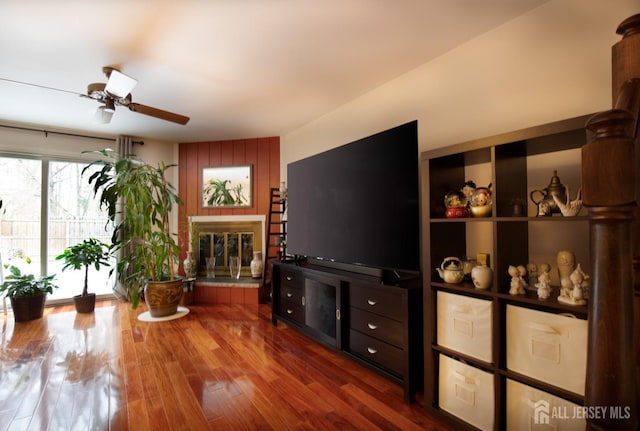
[
  {"left": 94, "top": 105, "right": 114, "bottom": 124},
  {"left": 104, "top": 98, "right": 115, "bottom": 113}
]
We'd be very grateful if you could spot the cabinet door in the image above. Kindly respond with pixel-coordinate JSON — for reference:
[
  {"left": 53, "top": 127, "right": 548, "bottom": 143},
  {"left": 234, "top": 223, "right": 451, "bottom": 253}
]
[{"left": 304, "top": 272, "right": 342, "bottom": 348}]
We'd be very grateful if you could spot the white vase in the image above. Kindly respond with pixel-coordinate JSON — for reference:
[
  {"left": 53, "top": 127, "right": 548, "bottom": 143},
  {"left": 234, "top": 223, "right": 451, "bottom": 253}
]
[
  {"left": 183, "top": 251, "right": 196, "bottom": 279},
  {"left": 250, "top": 251, "right": 263, "bottom": 279},
  {"left": 471, "top": 265, "right": 493, "bottom": 290}
]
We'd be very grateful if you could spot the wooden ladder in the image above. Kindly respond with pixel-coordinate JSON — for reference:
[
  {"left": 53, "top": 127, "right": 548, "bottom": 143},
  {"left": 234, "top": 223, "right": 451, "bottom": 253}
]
[{"left": 263, "top": 187, "right": 287, "bottom": 298}]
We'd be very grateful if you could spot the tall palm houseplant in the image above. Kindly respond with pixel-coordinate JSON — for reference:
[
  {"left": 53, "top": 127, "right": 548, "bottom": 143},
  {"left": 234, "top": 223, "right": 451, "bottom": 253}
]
[{"left": 83, "top": 149, "right": 184, "bottom": 316}]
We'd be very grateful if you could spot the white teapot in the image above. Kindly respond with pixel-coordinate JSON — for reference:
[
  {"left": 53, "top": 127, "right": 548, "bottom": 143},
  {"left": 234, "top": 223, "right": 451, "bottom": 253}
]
[{"left": 436, "top": 257, "right": 465, "bottom": 284}]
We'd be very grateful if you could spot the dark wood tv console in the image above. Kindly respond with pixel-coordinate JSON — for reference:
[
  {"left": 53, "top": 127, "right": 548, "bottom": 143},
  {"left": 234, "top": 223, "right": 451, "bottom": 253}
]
[{"left": 271, "top": 261, "right": 423, "bottom": 403}]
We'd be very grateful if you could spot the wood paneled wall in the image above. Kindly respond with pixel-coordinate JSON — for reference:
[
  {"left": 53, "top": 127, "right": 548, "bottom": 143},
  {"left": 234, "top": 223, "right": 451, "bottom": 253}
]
[{"left": 178, "top": 137, "right": 280, "bottom": 267}]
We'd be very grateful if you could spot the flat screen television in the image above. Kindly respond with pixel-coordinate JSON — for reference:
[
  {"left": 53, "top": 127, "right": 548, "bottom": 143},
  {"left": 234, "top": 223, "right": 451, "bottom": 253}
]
[{"left": 286, "top": 120, "right": 420, "bottom": 275}]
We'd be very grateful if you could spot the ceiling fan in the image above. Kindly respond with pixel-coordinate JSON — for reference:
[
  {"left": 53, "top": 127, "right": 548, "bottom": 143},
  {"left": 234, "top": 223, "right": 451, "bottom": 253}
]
[
  {"left": 85, "top": 66, "right": 190, "bottom": 125},
  {"left": 0, "top": 66, "right": 190, "bottom": 125}
]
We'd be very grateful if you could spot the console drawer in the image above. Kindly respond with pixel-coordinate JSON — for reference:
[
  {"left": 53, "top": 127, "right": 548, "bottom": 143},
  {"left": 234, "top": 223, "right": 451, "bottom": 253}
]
[
  {"left": 349, "top": 282, "right": 402, "bottom": 320},
  {"left": 349, "top": 329, "right": 403, "bottom": 376},
  {"left": 280, "top": 267, "right": 303, "bottom": 288},
  {"left": 279, "top": 301, "right": 304, "bottom": 324},
  {"left": 350, "top": 307, "right": 403, "bottom": 347},
  {"left": 280, "top": 284, "right": 303, "bottom": 305}
]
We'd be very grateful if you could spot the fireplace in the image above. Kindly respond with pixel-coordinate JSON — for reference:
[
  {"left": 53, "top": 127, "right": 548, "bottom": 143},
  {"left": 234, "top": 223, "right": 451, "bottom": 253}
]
[{"left": 189, "top": 215, "right": 265, "bottom": 278}]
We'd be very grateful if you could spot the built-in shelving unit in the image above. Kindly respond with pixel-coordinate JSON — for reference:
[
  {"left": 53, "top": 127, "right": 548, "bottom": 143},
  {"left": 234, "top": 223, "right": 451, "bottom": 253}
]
[{"left": 421, "top": 114, "right": 594, "bottom": 430}]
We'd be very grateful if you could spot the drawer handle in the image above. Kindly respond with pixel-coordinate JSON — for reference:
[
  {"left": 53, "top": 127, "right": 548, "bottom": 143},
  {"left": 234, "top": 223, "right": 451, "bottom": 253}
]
[
  {"left": 286, "top": 292, "right": 293, "bottom": 298},
  {"left": 286, "top": 309, "right": 293, "bottom": 315},
  {"left": 367, "top": 347, "right": 377, "bottom": 355},
  {"left": 367, "top": 323, "right": 378, "bottom": 330},
  {"left": 529, "top": 322, "right": 558, "bottom": 334},
  {"left": 454, "top": 370, "right": 475, "bottom": 384},
  {"left": 286, "top": 276, "right": 293, "bottom": 281},
  {"left": 367, "top": 299, "right": 377, "bottom": 306},
  {"left": 452, "top": 305, "right": 472, "bottom": 314}
]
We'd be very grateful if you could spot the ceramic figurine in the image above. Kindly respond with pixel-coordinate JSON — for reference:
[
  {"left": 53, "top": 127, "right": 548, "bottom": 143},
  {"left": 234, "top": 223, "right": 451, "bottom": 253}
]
[
  {"left": 556, "top": 250, "right": 575, "bottom": 284},
  {"left": 557, "top": 263, "right": 587, "bottom": 305},
  {"left": 461, "top": 180, "right": 476, "bottom": 206},
  {"left": 558, "top": 263, "right": 588, "bottom": 305},
  {"left": 517, "top": 265, "right": 528, "bottom": 289},
  {"left": 526, "top": 262, "right": 538, "bottom": 290},
  {"left": 552, "top": 185, "right": 583, "bottom": 217},
  {"left": 508, "top": 265, "right": 525, "bottom": 295},
  {"left": 535, "top": 263, "right": 551, "bottom": 299}
]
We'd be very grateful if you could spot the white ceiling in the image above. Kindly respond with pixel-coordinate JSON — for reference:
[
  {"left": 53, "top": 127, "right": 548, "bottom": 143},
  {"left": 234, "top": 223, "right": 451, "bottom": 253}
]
[{"left": 0, "top": 0, "right": 549, "bottom": 143}]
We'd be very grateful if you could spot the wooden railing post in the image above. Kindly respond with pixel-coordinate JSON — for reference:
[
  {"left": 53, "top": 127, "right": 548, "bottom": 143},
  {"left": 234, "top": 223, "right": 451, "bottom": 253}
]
[
  {"left": 613, "top": 14, "right": 640, "bottom": 431},
  {"left": 583, "top": 110, "right": 637, "bottom": 431}
]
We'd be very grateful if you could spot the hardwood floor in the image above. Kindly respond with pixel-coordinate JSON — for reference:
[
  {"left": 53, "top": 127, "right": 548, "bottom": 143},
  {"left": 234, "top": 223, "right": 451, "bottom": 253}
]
[{"left": 0, "top": 299, "right": 453, "bottom": 430}]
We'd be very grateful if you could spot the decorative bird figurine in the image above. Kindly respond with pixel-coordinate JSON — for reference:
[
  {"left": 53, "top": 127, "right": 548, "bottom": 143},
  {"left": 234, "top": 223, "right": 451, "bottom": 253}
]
[{"left": 553, "top": 185, "right": 582, "bottom": 216}]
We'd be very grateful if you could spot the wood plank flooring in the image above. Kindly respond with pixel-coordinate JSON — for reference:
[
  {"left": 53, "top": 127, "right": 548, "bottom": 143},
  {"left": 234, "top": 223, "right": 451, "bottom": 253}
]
[{"left": 0, "top": 299, "right": 453, "bottom": 430}]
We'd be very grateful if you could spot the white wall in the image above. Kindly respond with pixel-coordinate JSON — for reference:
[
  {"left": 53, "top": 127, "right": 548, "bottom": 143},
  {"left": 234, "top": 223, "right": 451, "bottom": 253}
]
[
  {"left": 280, "top": 0, "right": 639, "bottom": 176},
  {"left": 0, "top": 123, "right": 180, "bottom": 243},
  {"left": 0, "top": 123, "right": 176, "bottom": 166}
]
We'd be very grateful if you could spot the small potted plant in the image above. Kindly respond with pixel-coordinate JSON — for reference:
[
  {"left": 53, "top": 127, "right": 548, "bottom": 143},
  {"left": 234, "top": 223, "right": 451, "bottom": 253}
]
[
  {"left": 0, "top": 255, "right": 59, "bottom": 322},
  {"left": 56, "top": 238, "right": 111, "bottom": 313}
]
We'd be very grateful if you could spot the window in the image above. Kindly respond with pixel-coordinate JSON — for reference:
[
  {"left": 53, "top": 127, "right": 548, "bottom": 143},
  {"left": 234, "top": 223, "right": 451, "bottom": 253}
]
[{"left": 0, "top": 155, "right": 114, "bottom": 302}]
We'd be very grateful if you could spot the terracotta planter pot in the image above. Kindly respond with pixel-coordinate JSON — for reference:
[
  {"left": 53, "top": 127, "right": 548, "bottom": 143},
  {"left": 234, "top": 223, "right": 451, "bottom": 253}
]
[
  {"left": 10, "top": 294, "right": 46, "bottom": 322},
  {"left": 144, "top": 279, "right": 184, "bottom": 317},
  {"left": 73, "top": 293, "right": 96, "bottom": 313}
]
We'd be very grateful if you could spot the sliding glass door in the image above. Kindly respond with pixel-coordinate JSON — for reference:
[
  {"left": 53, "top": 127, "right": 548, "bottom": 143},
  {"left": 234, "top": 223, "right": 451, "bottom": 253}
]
[{"left": 0, "top": 156, "right": 114, "bottom": 302}]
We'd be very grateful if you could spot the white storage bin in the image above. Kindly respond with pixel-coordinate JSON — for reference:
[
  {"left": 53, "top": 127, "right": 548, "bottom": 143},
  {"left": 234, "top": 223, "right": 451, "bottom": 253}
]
[
  {"left": 507, "top": 379, "right": 586, "bottom": 431},
  {"left": 437, "top": 291, "right": 492, "bottom": 362},
  {"left": 439, "top": 354, "right": 494, "bottom": 431},
  {"left": 506, "top": 305, "right": 587, "bottom": 395}
]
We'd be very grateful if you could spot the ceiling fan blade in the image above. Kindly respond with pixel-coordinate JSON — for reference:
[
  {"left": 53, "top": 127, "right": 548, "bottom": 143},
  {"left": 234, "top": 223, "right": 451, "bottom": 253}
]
[
  {"left": 104, "top": 69, "right": 137, "bottom": 99},
  {"left": 128, "top": 102, "right": 190, "bottom": 125}
]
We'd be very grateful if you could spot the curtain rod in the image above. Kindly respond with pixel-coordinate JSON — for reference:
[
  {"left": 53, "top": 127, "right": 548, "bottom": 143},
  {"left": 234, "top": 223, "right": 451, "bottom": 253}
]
[{"left": 0, "top": 123, "right": 144, "bottom": 145}]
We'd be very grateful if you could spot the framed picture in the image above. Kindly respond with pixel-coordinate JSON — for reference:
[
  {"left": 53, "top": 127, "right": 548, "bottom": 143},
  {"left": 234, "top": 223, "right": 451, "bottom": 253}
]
[{"left": 202, "top": 165, "right": 252, "bottom": 208}]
